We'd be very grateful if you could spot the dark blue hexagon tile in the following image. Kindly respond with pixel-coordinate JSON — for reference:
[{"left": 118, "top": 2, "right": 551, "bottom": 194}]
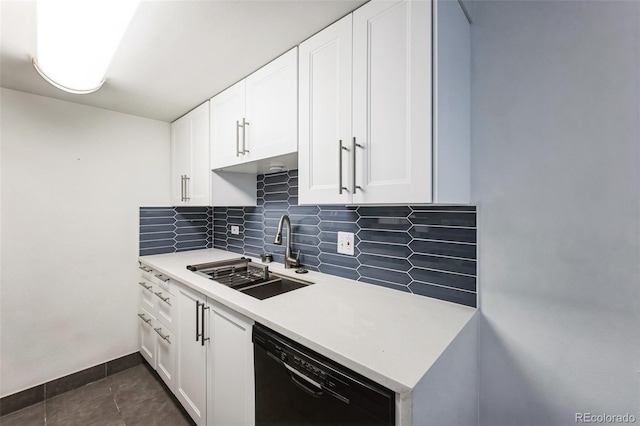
[{"left": 140, "top": 170, "right": 477, "bottom": 308}]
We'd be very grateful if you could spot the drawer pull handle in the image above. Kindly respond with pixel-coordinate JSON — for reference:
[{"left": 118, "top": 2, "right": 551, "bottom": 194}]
[
  {"left": 154, "top": 274, "right": 170, "bottom": 283},
  {"left": 154, "top": 292, "right": 171, "bottom": 305},
  {"left": 154, "top": 328, "right": 171, "bottom": 343},
  {"left": 138, "top": 265, "right": 152, "bottom": 272},
  {"left": 137, "top": 313, "right": 152, "bottom": 324},
  {"left": 138, "top": 281, "right": 152, "bottom": 290}
]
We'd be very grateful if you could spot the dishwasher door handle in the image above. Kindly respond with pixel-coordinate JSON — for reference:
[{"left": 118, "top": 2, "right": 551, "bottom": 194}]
[{"left": 283, "top": 363, "right": 323, "bottom": 396}]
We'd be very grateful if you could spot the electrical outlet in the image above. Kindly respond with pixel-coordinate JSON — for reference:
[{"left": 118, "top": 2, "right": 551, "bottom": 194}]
[
  {"left": 230, "top": 225, "right": 240, "bottom": 235},
  {"left": 337, "top": 231, "right": 355, "bottom": 255}
]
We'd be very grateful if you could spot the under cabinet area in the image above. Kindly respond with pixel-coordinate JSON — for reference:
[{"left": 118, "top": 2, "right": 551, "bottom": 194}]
[
  {"left": 299, "top": 0, "right": 470, "bottom": 205},
  {"left": 210, "top": 47, "right": 298, "bottom": 172}
]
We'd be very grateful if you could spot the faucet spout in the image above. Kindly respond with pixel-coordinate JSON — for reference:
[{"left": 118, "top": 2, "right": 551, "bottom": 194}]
[{"left": 273, "top": 214, "right": 299, "bottom": 269}]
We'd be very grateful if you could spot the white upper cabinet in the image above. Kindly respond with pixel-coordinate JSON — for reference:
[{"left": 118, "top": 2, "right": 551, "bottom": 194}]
[
  {"left": 210, "top": 48, "right": 298, "bottom": 172},
  {"left": 210, "top": 81, "right": 246, "bottom": 170},
  {"left": 298, "top": 14, "right": 353, "bottom": 205},
  {"left": 171, "top": 101, "right": 211, "bottom": 206},
  {"left": 352, "top": 0, "right": 432, "bottom": 204},
  {"left": 298, "top": 0, "right": 470, "bottom": 205}
]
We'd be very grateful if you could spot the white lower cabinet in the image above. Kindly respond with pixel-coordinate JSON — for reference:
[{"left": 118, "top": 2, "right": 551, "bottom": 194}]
[
  {"left": 138, "top": 270, "right": 177, "bottom": 392},
  {"left": 138, "top": 307, "right": 157, "bottom": 368},
  {"left": 208, "top": 300, "right": 254, "bottom": 426},
  {"left": 176, "top": 284, "right": 208, "bottom": 426},
  {"left": 174, "top": 281, "right": 255, "bottom": 426},
  {"left": 154, "top": 326, "right": 176, "bottom": 390}
]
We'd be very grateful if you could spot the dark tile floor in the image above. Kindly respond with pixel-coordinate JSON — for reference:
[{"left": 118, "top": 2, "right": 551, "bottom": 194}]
[{"left": 0, "top": 364, "right": 194, "bottom": 426}]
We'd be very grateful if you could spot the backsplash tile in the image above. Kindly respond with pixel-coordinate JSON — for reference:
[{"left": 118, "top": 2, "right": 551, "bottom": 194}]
[
  {"left": 140, "top": 170, "right": 477, "bottom": 307},
  {"left": 139, "top": 206, "right": 212, "bottom": 256},
  {"left": 212, "top": 170, "right": 477, "bottom": 308}
]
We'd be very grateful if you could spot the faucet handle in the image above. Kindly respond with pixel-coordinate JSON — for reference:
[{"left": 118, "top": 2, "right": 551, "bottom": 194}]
[{"left": 293, "top": 250, "right": 301, "bottom": 266}]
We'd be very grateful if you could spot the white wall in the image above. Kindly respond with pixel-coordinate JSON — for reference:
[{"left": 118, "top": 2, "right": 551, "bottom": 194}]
[
  {"left": 472, "top": 1, "right": 640, "bottom": 425},
  {"left": 0, "top": 88, "right": 170, "bottom": 397}
]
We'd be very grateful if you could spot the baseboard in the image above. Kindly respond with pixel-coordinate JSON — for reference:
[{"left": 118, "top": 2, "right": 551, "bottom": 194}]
[{"left": 0, "top": 352, "right": 143, "bottom": 417}]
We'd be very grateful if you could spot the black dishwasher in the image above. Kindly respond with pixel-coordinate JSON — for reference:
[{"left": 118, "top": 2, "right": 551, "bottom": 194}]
[{"left": 252, "top": 323, "right": 395, "bottom": 426}]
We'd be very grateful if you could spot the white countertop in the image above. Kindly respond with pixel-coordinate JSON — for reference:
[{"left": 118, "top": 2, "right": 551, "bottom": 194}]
[{"left": 139, "top": 248, "right": 475, "bottom": 395}]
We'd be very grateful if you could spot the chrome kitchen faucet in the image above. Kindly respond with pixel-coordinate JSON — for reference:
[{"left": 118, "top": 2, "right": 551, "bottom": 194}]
[{"left": 274, "top": 214, "right": 300, "bottom": 269}]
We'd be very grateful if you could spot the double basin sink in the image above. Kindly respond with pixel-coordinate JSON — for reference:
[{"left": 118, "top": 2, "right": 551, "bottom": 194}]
[{"left": 187, "top": 257, "right": 313, "bottom": 300}]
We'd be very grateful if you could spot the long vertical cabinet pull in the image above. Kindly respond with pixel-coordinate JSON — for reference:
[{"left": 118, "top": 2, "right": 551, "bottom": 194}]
[
  {"left": 242, "top": 118, "right": 250, "bottom": 154},
  {"left": 338, "top": 140, "right": 349, "bottom": 194},
  {"left": 180, "top": 175, "right": 184, "bottom": 202},
  {"left": 352, "top": 137, "right": 363, "bottom": 193},
  {"left": 184, "top": 176, "right": 190, "bottom": 201},
  {"left": 236, "top": 120, "right": 242, "bottom": 157},
  {"left": 201, "top": 304, "right": 210, "bottom": 346},
  {"left": 195, "top": 300, "right": 201, "bottom": 342}
]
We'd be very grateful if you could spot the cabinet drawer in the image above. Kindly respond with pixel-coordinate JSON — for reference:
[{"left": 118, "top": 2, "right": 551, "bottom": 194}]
[
  {"left": 137, "top": 307, "right": 156, "bottom": 369},
  {"left": 151, "top": 273, "right": 173, "bottom": 295},
  {"left": 138, "top": 278, "right": 156, "bottom": 314},
  {"left": 154, "top": 289, "right": 175, "bottom": 332},
  {"left": 138, "top": 263, "right": 153, "bottom": 280},
  {"left": 154, "top": 326, "right": 176, "bottom": 393}
]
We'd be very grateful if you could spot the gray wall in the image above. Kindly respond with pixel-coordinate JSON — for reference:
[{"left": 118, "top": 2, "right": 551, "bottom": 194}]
[{"left": 472, "top": 1, "right": 640, "bottom": 425}]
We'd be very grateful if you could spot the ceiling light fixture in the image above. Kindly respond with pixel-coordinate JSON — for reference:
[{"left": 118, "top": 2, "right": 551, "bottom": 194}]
[{"left": 33, "top": 0, "right": 140, "bottom": 95}]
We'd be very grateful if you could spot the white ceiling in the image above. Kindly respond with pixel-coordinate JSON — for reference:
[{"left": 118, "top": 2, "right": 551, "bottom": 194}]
[{"left": 0, "top": 0, "right": 366, "bottom": 122}]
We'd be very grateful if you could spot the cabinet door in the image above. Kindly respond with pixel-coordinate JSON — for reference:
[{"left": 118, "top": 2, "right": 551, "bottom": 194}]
[
  {"left": 298, "top": 15, "right": 353, "bottom": 205},
  {"left": 352, "top": 0, "right": 432, "bottom": 204},
  {"left": 175, "top": 285, "right": 207, "bottom": 426},
  {"left": 138, "top": 308, "right": 156, "bottom": 369},
  {"left": 245, "top": 48, "right": 298, "bottom": 162},
  {"left": 155, "top": 326, "right": 176, "bottom": 393},
  {"left": 171, "top": 102, "right": 211, "bottom": 206},
  {"left": 208, "top": 301, "right": 255, "bottom": 426},
  {"left": 187, "top": 102, "right": 211, "bottom": 206},
  {"left": 170, "top": 113, "right": 191, "bottom": 206},
  {"left": 210, "top": 80, "right": 246, "bottom": 169}
]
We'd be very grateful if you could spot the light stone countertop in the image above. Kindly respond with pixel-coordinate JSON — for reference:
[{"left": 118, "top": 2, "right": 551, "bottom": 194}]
[{"left": 139, "top": 248, "right": 475, "bottom": 395}]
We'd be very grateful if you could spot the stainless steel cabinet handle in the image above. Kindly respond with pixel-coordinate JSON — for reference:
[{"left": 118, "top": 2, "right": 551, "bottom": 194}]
[
  {"left": 236, "top": 120, "right": 242, "bottom": 157},
  {"left": 180, "top": 175, "right": 185, "bottom": 202},
  {"left": 138, "top": 265, "right": 152, "bottom": 273},
  {"left": 195, "top": 300, "right": 201, "bottom": 342},
  {"left": 242, "top": 118, "right": 249, "bottom": 154},
  {"left": 338, "top": 140, "right": 349, "bottom": 194},
  {"left": 154, "top": 327, "right": 171, "bottom": 343},
  {"left": 138, "top": 281, "right": 152, "bottom": 290},
  {"left": 184, "top": 176, "right": 190, "bottom": 201},
  {"left": 137, "top": 313, "right": 152, "bottom": 324},
  {"left": 154, "top": 274, "right": 169, "bottom": 283},
  {"left": 201, "top": 304, "right": 210, "bottom": 346},
  {"left": 352, "top": 137, "right": 363, "bottom": 194},
  {"left": 154, "top": 292, "right": 171, "bottom": 305}
]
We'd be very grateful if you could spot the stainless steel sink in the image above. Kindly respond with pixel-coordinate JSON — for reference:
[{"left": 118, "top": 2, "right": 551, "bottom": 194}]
[
  {"left": 239, "top": 273, "right": 313, "bottom": 300},
  {"left": 186, "top": 258, "right": 313, "bottom": 300}
]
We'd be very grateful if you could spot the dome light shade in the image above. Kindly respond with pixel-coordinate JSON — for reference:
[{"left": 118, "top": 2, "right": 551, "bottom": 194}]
[{"left": 34, "top": 0, "right": 140, "bottom": 94}]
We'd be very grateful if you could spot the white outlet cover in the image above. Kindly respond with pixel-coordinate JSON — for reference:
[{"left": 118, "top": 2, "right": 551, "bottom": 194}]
[
  {"left": 230, "top": 225, "right": 240, "bottom": 235},
  {"left": 337, "top": 231, "right": 355, "bottom": 256}
]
